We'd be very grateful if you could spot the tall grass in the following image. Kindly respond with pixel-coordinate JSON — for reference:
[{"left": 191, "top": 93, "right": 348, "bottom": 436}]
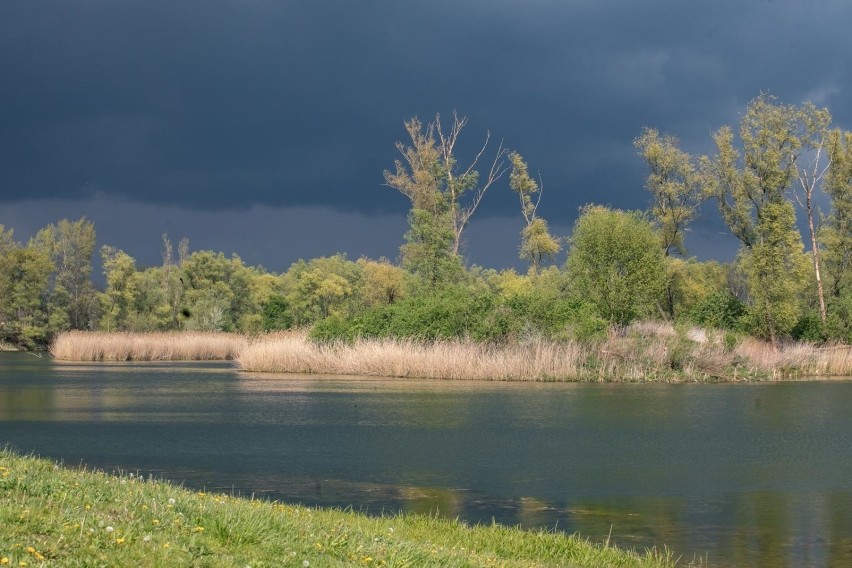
[
  {"left": 51, "top": 331, "right": 249, "bottom": 361},
  {"left": 236, "top": 326, "right": 852, "bottom": 381},
  {"left": 50, "top": 326, "right": 852, "bottom": 380}
]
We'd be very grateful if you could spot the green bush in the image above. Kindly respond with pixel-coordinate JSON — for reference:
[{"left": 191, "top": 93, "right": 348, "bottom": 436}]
[
  {"left": 687, "top": 291, "right": 746, "bottom": 331},
  {"left": 261, "top": 295, "right": 293, "bottom": 331},
  {"left": 791, "top": 311, "right": 826, "bottom": 342},
  {"left": 824, "top": 294, "right": 852, "bottom": 343},
  {"left": 309, "top": 314, "right": 355, "bottom": 343}
]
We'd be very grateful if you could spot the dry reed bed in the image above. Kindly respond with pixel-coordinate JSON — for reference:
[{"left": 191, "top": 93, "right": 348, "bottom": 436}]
[
  {"left": 50, "top": 327, "right": 852, "bottom": 380},
  {"left": 236, "top": 329, "right": 852, "bottom": 382},
  {"left": 51, "top": 331, "right": 250, "bottom": 361}
]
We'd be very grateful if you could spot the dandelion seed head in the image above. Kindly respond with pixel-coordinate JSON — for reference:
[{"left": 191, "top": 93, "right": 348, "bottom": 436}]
[{"left": 105, "top": 526, "right": 114, "bottom": 533}]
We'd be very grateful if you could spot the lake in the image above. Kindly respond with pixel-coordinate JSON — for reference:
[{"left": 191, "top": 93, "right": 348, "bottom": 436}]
[{"left": 1, "top": 352, "right": 851, "bottom": 566}]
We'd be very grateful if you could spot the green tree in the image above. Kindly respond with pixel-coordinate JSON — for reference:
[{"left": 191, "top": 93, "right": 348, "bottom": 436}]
[
  {"left": 508, "top": 152, "right": 561, "bottom": 274},
  {"left": 99, "top": 246, "right": 139, "bottom": 332},
  {"left": 356, "top": 258, "right": 408, "bottom": 307},
  {"left": 634, "top": 128, "right": 702, "bottom": 257},
  {"left": 565, "top": 206, "right": 666, "bottom": 324},
  {"left": 823, "top": 129, "right": 852, "bottom": 298},
  {"left": 384, "top": 113, "right": 506, "bottom": 285},
  {"left": 789, "top": 104, "right": 832, "bottom": 323},
  {"left": 700, "top": 94, "right": 816, "bottom": 343},
  {"left": 740, "top": 203, "right": 810, "bottom": 343},
  {"left": 1, "top": 240, "right": 54, "bottom": 347},
  {"left": 282, "top": 254, "right": 362, "bottom": 326},
  {"left": 34, "top": 218, "right": 97, "bottom": 331}
]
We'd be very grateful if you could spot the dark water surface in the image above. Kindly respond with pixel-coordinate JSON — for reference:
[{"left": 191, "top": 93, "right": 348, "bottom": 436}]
[{"left": 2, "top": 352, "right": 852, "bottom": 566}]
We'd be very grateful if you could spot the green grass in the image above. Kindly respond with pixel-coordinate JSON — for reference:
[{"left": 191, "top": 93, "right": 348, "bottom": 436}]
[{"left": 0, "top": 450, "right": 689, "bottom": 567}]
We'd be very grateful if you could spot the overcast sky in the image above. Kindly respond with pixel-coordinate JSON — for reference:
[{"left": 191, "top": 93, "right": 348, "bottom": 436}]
[{"left": 2, "top": 0, "right": 851, "bottom": 272}]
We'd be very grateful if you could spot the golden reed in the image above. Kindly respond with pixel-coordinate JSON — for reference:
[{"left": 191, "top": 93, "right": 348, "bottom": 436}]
[
  {"left": 51, "top": 326, "right": 852, "bottom": 380},
  {"left": 235, "top": 328, "right": 852, "bottom": 381},
  {"left": 50, "top": 331, "right": 249, "bottom": 361}
]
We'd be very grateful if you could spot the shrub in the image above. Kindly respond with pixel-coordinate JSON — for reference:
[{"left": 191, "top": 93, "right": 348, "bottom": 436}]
[
  {"left": 261, "top": 295, "right": 293, "bottom": 331},
  {"left": 687, "top": 290, "right": 746, "bottom": 331}
]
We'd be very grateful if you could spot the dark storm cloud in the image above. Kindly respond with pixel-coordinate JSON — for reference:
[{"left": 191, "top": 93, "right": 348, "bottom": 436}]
[{"left": 1, "top": 0, "right": 851, "bottom": 227}]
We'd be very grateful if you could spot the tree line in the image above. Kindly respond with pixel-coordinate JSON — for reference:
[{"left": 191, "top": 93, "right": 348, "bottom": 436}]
[{"left": 1, "top": 94, "right": 850, "bottom": 349}]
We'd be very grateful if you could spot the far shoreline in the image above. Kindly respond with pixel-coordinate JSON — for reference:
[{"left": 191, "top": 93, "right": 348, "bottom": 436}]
[{"left": 45, "top": 328, "right": 852, "bottom": 383}]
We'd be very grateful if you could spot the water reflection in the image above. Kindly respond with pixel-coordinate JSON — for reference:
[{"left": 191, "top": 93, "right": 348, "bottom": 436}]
[{"left": 2, "top": 353, "right": 852, "bottom": 567}]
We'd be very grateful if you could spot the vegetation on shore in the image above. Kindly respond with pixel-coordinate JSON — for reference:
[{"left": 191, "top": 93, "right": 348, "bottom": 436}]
[
  {"left": 3, "top": 93, "right": 852, "bottom": 355},
  {"left": 237, "top": 327, "right": 852, "bottom": 381},
  {"left": 50, "top": 331, "right": 248, "bottom": 361},
  {"left": 0, "top": 450, "right": 683, "bottom": 567},
  {"left": 49, "top": 326, "right": 852, "bottom": 381}
]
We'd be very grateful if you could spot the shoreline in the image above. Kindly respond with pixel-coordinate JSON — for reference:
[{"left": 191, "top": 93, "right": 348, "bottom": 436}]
[
  {"left": 47, "top": 328, "right": 852, "bottom": 382},
  {"left": 0, "top": 450, "right": 680, "bottom": 567}
]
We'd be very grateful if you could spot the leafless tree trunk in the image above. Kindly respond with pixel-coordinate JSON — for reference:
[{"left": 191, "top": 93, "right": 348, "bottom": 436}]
[{"left": 794, "top": 146, "right": 831, "bottom": 323}]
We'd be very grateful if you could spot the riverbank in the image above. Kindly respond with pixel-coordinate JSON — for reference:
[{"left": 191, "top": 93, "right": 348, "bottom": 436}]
[
  {"left": 236, "top": 329, "right": 852, "bottom": 382},
  {"left": 0, "top": 450, "right": 681, "bottom": 567},
  {"left": 50, "top": 331, "right": 249, "bottom": 361},
  {"left": 49, "top": 327, "right": 852, "bottom": 381}
]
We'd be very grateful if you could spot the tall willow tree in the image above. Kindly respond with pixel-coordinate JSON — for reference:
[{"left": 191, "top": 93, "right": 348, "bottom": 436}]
[
  {"left": 790, "top": 103, "right": 832, "bottom": 323},
  {"left": 34, "top": 218, "right": 97, "bottom": 330},
  {"left": 634, "top": 128, "right": 702, "bottom": 318},
  {"left": 700, "top": 94, "right": 814, "bottom": 344},
  {"left": 823, "top": 129, "right": 852, "bottom": 298},
  {"left": 508, "top": 152, "right": 560, "bottom": 275},
  {"left": 384, "top": 113, "right": 506, "bottom": 286}
]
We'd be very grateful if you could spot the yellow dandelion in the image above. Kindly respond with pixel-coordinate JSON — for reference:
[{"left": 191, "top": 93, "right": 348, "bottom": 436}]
[
  {"left": 191, "top": 526, "right": 204, "bottom": 533},
  {"left": 33, "top": 554, "right": 43, "bottom": 562},
  {"left": 152, "top": 519, "right": 160, "bottom": 525},
  {"left": 115, "top": 537, "right": 125, "bottom": 545},
  {"left": 18, "top": 562, "right": 27, "bottom": 567},
  {"left": 163, "top": 543, "right": 170, "bottom": 549},
  {"left": 84, "top": 504, "right": 92, "bottom": 510},
  {"left": 1, "top": 557, "right": 9, "bottom": 565}
]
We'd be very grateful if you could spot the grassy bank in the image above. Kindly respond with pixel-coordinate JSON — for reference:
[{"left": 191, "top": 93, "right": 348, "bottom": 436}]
[
  {"left": 50, "top": 331, "right": 249, "bottom": 361},
  {"left": 0, "top": 450, "right": 681, "bottom": 567}
]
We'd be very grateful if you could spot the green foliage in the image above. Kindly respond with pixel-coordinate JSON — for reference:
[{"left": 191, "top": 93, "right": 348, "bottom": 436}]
[
  {"left": 823, "top": 129, "right": 852, "bottom": 298},
  {"left": 565, "top": 206, "right": 667, "bottom": 324},
  {"left": 283, "top": 254, "right": 361, "bottom": 326},
  {"left": 824, "top": 293, "right": 852, "bottom": 343},
  {"left": 791, "top": 312, "right": 826, "bottom": 342},
  {"left": 509, "top": 152, "right": 561, "bottom": 273},
  {"left": 687, "top": 290, "right": 746, "bottom": 331},
  {"left": 700, "top": 94, "right": 820, "bottom": 343},
  {"left": 385, "top": 114, "right": 505, "bottom": 287},
  {"left": 355, "top": 258, "right": 408, "bottom": 307},
  {"left": 99, "top": 246, "right": 139, "bottom": 332},
  {"left": 261, "top": 294, "right": 293, "bottom": 331},
  {"left": 310, "top": 282, "right": 607, "bottom": 344},
  {"left": 0, "top": 242, "right": 54, "bottom": 348},
  {"left": 634, "top": 128, "right": 701, "bottom": 257},
  {"left": 36, "top": 218, "right": 98, "bottom": 330},
  {"left": 739, "top": 202, "right": 810, "bottom": 342}
]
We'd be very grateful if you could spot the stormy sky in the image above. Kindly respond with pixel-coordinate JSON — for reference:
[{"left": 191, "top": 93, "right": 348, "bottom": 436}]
[{"left": 2, "top": 0, "right": 851, "bottom": 272}]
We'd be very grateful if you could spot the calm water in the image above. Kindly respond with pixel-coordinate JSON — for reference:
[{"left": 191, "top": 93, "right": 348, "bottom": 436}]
[{"left": 2, "top": 353, "right": 852, "bottom": 566}]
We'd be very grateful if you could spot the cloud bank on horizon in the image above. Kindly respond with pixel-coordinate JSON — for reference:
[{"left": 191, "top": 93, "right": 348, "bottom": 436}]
[{"left": 1, "top": 0, "right": 850, "bottom": 268}]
